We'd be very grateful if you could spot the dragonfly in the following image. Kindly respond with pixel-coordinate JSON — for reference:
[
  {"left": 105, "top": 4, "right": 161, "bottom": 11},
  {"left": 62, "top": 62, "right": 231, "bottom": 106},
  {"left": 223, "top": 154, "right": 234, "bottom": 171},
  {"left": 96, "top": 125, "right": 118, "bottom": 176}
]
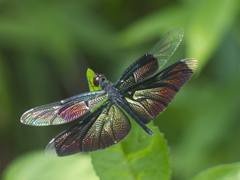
[{"left": 21, "top": 28, "right": 198, "bottom": 156}]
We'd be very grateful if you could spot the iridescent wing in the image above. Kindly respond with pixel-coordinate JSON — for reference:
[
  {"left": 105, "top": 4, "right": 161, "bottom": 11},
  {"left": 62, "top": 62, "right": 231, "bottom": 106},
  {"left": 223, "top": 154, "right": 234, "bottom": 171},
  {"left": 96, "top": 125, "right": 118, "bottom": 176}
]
[
  {"left": 45, "top": 102, "right": 131, "bottom": 156},
  {"left": 20, "top": 91, "right": 107, "bottom": 126},
  {"left": 122, "top": 58, "right": 198, "bottom": 124},
  {"left": 115, "top": 28, "right": 184, "bottom": 90}
]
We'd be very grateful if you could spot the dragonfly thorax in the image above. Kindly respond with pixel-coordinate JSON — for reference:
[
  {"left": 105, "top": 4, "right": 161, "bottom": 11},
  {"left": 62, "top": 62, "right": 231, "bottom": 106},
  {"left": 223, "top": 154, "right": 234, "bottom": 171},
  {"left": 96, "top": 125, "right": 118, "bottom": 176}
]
[
  {"left": 94, "top": 73, "right": 121, "bottom": 102},
  {"left": 103, "top": 83, "right": 122, "bottom": 103}
]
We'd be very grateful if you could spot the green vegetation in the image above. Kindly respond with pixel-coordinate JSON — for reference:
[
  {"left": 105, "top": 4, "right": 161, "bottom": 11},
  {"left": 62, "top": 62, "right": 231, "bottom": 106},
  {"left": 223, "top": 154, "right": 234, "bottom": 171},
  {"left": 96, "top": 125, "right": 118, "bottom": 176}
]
[{"left": 1, "top": 0, "right": 240, "bottom": 180}]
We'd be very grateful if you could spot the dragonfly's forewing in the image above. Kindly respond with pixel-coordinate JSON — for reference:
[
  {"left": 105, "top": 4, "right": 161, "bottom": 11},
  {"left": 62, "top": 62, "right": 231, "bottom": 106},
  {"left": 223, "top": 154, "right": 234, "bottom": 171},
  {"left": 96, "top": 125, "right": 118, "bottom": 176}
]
[
  {"left": 21, "top": 91, "right": 107, "bottom": 126},
  {"left": 115, "top": 28, "right": 184, "bottom": 90}
]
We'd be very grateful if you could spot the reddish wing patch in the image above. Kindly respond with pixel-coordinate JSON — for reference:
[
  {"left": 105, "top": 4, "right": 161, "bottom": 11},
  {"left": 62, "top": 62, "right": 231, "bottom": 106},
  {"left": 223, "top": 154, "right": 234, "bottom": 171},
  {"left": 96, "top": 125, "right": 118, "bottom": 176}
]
[
  {"left": 59, "top": 101, "right": 90, "bottom": 121},
  {"left": 125, "top": 58, "right": 197, "bottom": 124}
]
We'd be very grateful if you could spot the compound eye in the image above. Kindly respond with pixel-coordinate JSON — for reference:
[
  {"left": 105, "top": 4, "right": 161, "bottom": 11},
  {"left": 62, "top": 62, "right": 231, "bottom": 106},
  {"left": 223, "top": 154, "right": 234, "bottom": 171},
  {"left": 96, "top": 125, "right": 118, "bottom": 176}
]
[
  {"left": 93, "top": 76, "right": 100, "bottom": 86},
  {"left": 101, "top": 77, "right": 106, "bottom": 82},
  {"left": 93, "top": 73, "right": 105, "bottom": 86}
]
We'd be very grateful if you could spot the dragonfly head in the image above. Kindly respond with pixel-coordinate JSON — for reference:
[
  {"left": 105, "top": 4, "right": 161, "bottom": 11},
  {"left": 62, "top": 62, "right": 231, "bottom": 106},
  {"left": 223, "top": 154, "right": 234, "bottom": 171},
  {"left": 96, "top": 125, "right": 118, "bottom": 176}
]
[{"left": 93, "top": 73, "right": 107, "bottom": 87}]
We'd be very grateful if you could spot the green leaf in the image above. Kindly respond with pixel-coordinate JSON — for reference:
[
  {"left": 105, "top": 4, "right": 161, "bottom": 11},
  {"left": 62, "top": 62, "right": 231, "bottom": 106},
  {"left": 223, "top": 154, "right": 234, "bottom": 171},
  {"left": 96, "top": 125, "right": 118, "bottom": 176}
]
[
  {"left": 90, "top": 122, "right": 170, "bottom": 180},
  {"left": 191, "top": 163, "right": 240, "bottom": 180},
  {"left": 87, "top": 69, "right": 171, "bottom": 180},
  {"left": 2, "top": 150, "right": 98, "bottom": 180}
]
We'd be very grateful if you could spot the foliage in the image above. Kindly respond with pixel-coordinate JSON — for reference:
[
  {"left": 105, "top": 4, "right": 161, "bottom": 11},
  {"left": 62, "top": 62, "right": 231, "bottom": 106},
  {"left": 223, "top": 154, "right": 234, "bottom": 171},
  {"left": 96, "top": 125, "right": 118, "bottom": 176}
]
[
  {"left": 86, "top": 69, "right": 170, "bottom": 180},
  {"left": 2, "top": 151, "right": 98, "bottom": 180},
  {"left": 191, "top": 163, "right": 240, "bottom": 180},
  {"left": 1, "top": 0, "right": 240, "bottom": 180}
]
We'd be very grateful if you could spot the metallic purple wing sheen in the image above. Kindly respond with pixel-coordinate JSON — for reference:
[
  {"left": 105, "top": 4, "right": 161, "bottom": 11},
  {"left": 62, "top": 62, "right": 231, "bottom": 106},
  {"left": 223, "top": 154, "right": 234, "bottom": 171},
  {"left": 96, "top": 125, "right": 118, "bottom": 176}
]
[
  {"left": 124, "top": 58, "right": 198, "bottom": 124},
  {"left": 20, "top": 91, "right": 107, "bottom": 126},
  {"left": 115, "top": 28, "right": 184, "bottom": 90},
  {"left": 45, "top": 103, "right": 131, "bottom": 156}
]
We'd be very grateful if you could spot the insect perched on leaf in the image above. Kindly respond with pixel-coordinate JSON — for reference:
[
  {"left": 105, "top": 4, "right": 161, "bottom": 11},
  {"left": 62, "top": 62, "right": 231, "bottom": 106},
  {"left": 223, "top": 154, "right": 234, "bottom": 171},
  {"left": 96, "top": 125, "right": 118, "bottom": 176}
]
[{"left": 21, "top": 28, "right": 198, "bottom": 157}]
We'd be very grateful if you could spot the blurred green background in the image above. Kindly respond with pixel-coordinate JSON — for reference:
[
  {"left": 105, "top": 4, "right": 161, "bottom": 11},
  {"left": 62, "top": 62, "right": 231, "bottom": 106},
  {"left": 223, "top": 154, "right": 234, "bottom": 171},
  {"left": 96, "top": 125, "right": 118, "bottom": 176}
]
[{"left": 0, "top": 0, "right": 239, "bottom": 180}]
